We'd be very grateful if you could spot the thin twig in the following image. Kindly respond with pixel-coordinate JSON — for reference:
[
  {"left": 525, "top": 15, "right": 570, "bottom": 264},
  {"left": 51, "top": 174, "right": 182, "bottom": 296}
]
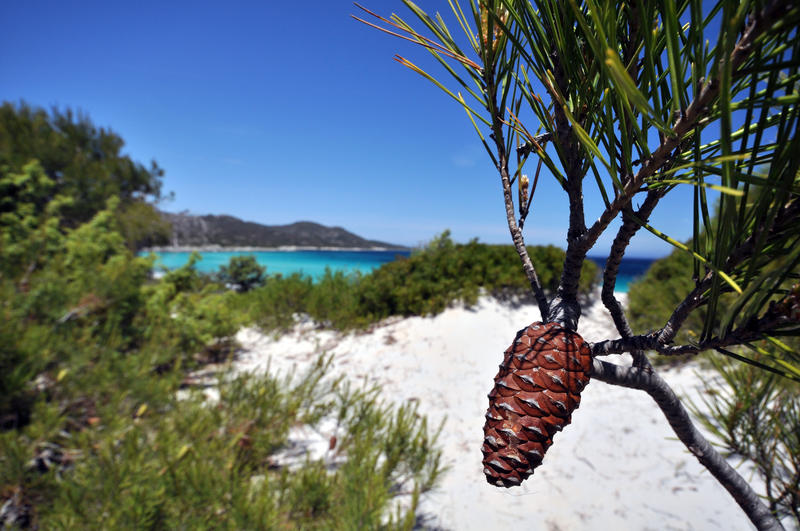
[
  {"left": 515, "top": 132, "right": 552, "bottom": 158},
  {"left": 483, "top": 67, "right": 550, "bottom": 318},
  {"left": 591, "top": 306, "right": 798, "bottom": 357}
]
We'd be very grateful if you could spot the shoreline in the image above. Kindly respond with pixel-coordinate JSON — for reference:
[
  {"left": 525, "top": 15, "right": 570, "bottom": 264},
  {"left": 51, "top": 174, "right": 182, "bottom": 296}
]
[{"left": 141, "top": 245, "right": 411, "bottom": 253}]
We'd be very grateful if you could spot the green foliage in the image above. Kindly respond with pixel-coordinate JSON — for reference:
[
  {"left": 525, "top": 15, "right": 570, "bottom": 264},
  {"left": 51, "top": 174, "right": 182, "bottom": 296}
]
[
  {"left": 688, "top": 356, "right": 800, "bottom": 524},
  {"left": 1, "top": 151, "right": 442, "bottom": 527},
  {"left": 0, "top": 356, "right": 441, "bottom": 528},
  {"left": 628, "top": 247, "right": 698, "bottom": 343},
  {"left": 307, "top": 269, "right": 362, "bottom": 329},
  {"left": 217, "top": 255, "right": 266, "bottom": 292},
  {"left": 0, "top": 299, "right": 38, "bottom": 430},
  {"left": 0, "top": 160, "right": 65, "bottom": 279},
  {"left": 1, "top": 196, "right": 155, "bottom": 424},
  {"left": 0, "top": 102, "right": 167, "bottom": 246},
  {"left": 243, "top": 272, "right": 314, "bottom": 332},
  {"left": 356, "top": 231, "right": 596, "bottom": 320},
  {"left": 116, "top": 200, "right": 171, "bottom": 252},
  {"left": 240, "top": 231, "right": 599, "bottom": 332}
]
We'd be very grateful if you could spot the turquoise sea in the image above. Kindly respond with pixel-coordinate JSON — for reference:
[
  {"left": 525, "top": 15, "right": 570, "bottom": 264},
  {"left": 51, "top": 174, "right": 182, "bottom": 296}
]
[
  {"left": 145, "top": 250, "right": 654, "bottom": 293},
  {"left": 147, "top": 250, "right": 411, "bottom": 281},
  {"left": 587, "top": 256, "right": 654, "bottom": 293}
]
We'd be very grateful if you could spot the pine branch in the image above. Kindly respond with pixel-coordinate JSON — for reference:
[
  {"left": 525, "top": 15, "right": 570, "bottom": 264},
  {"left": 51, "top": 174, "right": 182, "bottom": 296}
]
[
  {"left": 546, "top": 42, "right": 590, "bottom": 330},
  {"left": 591, "top": 305, "right": 798, "bottom": 357},
  {"left": 602, "top": 190, "right": 665, "bottom": 335},
  {"left": 581, "top": 0, "right": 796, "bottom": 253},
  {"left": 600, "top": 190, "right": 666, "bottom": 367},
  {"left": 657, "top": 198, "right": 798, "bottom": 346},
  {"left": 591, "top": 359, "right": 784, "bottom": 530},
  {"left": 485, "top": 72, "right": 550, "bottom": 319}
]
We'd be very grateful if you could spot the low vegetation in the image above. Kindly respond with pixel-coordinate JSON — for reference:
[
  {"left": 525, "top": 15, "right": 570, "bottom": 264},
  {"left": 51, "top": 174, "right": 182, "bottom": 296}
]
[
  {"left": 240, "top": 230, "right": 598, "bottom": 332},
  {"left": 0, "top": 105, "right": 446, "bottom": 528},
  {"left": 628, "top": 248, "right": 698, "bottom": 346},
  {"left": 0, "top": 172, "right": 442, "bottom": 528}
]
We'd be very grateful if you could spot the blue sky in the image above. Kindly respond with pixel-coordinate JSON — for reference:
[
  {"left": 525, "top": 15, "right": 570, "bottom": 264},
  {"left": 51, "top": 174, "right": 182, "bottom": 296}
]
[{"left": 1, "top": 0, "right": 695, "bottom": 257}]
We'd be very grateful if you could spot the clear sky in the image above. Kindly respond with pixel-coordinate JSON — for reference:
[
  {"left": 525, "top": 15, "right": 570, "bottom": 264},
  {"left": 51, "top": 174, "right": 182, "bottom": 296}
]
[{"left": 1, "top": 0, "right": 696, "bottom": 257}]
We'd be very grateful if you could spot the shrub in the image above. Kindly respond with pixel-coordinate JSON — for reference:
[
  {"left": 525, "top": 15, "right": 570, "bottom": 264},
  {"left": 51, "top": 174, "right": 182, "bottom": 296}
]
[
  {"left": 217, "top": 255, "right": 266, "bottom": 292},
  {"left": 688, "top": 355, "right": 800, "bottom": 524},
  {"left": 628, "top": 247, "right": 697, "bottom": 341},
  {"left": 0, "top": 357, "right": 442, "bottom": 528},
  {"left": 355, "top": 232, "right": 597, "bottom": 321},
  {"left": 1, "top": 171, "right": 443, "bottom": 529},
  {"left": 240, "top": 231, "right": 599, "bottom": 333}
]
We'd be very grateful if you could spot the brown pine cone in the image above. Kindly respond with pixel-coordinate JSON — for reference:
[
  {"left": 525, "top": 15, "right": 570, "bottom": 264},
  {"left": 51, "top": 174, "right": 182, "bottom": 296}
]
[{"left": 482, "top": 321, "right": 592, "bottom": 487}]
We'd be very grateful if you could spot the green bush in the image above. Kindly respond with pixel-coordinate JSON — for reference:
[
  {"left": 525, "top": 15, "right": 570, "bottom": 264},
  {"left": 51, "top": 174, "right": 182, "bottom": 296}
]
[
  {"left": 239, "top": 231, "right": 599, "bottom": 333},
  {"left": 217, "top": 255, "right": 266, "bottom": 292},
  {"left": 307, "top": 269, "right": 362, "bottom": 329},
  {"left": 1, "top": 182, "right": 443, "bottom": 530},
  {"left": 242, "top": 272, "right": 314, "bottom": 332},
  {"left": 627, "top": 247, "right": 698, "bottom": 341}
]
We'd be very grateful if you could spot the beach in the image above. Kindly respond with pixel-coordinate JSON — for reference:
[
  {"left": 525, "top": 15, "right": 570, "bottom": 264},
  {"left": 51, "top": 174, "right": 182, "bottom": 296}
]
[{"left": 232, "top": 293, "right": 755, "bottom": 530}]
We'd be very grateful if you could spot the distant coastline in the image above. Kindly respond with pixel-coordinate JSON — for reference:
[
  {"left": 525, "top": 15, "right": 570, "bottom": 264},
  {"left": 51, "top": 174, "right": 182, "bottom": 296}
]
[
  {"left": 142, "top": 245, "right": 409, "bottom": 253},
  {"left": 158, "top": 212, "right": 405, "bottom": 250}
]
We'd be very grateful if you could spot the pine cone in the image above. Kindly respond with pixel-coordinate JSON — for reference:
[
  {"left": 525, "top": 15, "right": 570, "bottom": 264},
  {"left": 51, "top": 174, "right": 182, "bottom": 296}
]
[{"left": 482, "top": 321, "right": 592, "bottom": 487}]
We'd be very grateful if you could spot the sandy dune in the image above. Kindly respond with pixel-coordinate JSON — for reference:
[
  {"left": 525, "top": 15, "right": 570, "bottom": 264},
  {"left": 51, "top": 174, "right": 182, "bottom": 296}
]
[{"left": 233, "top": 294, "right": 755, "bottom": 530}]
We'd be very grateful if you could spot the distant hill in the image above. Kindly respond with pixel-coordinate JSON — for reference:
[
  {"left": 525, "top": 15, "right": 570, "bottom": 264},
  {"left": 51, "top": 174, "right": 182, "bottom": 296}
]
[{"left": 158, "top": 211, "right": 405, "bottom": 249}]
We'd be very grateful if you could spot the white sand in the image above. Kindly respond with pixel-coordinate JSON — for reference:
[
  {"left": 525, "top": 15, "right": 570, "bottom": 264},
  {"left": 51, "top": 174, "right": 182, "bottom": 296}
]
[{"left": 233, "top": 294, "right": 756, "bottom": 530}]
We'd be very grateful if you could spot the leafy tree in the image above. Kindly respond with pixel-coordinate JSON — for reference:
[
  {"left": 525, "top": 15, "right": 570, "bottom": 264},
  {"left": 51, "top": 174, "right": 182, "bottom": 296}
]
[
  {"left": 359, "top": 1, "right": 800, "bottom": 528},
  {"left": 217, "top": 255, "right": 267, "bottom": 292},
  {"left": 0, "top": 102, "right": 168, "bottom": 247}
]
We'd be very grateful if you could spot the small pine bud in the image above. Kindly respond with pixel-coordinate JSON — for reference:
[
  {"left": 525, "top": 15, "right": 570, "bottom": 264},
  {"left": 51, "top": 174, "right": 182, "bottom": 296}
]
[{"left": 519, "top": 174, "right": 529, "bottom": 214}]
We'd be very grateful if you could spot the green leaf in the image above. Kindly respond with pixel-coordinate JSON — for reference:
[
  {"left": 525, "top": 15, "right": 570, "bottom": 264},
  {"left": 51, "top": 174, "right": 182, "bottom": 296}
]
[
  {"left": 660, "top": 0, "right": 688, "bottom": 114},
  {"left": 603, "top": 48, "right": 674, "bottom": 136},
  {"left": 651, "top": 179, "right": 745, "bottom": 196}
]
